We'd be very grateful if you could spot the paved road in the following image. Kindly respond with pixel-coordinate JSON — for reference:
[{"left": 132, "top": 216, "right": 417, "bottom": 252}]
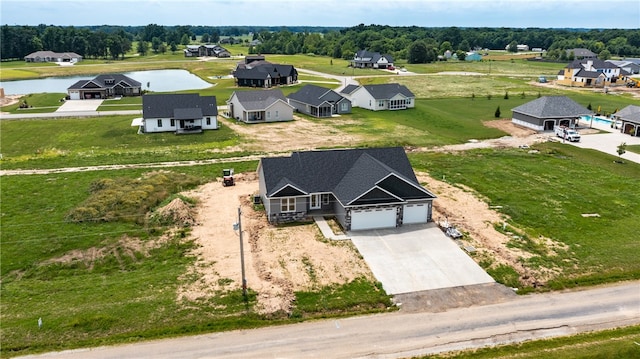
[{"left": 18, "top": 281, "right": 640, "bottom": 359}]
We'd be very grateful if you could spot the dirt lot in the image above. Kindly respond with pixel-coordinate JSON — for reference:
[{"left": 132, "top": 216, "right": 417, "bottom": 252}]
[
  {"left": 222, "top": 116, "right": 364, "bottom": 153},
  {"left": 178, "top": 173, "right": 373, "bottom": 314}
]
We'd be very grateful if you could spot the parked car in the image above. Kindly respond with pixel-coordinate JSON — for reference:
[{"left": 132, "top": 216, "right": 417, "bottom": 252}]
[{"left": 554, "top": 125, "right": 581, "bottom": 142}]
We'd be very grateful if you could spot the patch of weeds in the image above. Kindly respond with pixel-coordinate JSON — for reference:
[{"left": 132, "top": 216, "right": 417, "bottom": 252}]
[
  {"left": 301, "top": 256, "right": 317, "bottom": 284},
  {"left": 66, "top": 171, "right": 202, "bottom": 224},
  {"left": 217, "top": 278, "right": 234, "bottom": 287},
  {"left": 486, "top": 264, "right": 521, "bottom": 288}
]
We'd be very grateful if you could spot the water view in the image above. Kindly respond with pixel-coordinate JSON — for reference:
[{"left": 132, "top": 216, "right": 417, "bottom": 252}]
[{"left": 0, "top": 69, "right": 213, "bottom": 95}]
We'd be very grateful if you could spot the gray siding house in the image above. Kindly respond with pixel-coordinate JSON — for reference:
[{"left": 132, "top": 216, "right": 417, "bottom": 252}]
[
  {"left": 511, "top": 96, "right": 592, "bottom": 131},
  {"left": 287, "top": 84, "right": 351, "bottom": 118},
  {"left": 258, "top": 147, "right": 436, "bottom": 231},
  {"left": 226, "top": 89, "right": 294, "bottom": 123}
]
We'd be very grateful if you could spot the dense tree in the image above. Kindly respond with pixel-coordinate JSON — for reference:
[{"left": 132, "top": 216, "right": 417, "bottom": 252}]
[
  {"left": 2, "top": 24, "right": 639, "bottom": 62},
  {"left": 599, "top": 49, "right": 612, "bottom": 60},
  {"left": 408, "top": 40, "right": 428, "bottom": 63}
]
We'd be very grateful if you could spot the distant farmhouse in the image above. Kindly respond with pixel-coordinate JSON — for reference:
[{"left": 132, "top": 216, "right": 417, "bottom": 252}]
[
  {"left": 134, "top": 94, "right": 218, "bottom": 134},
  {"left": 184, "top": 44, "right": 231, "bottom": 58},
  {"left": 351, "top": 50, "right": 394, "bottom": 69},
  {"left": 340, "top": 83, "right": 415, "bottom": 111},
  {"left": 233, "top": 56, "right": 298, "bottom": 88},
  {"left": 226, "top": 89, "right": 294, "bottom": 123},
  {"left": 67, "top": 74, "right": 141, "bottom": 100},
  {"left": 565, "top": 48, "right": 597, "bottom": 60},
  {"left": 25, "top": 51, "right": 82, "bottom": 63}
]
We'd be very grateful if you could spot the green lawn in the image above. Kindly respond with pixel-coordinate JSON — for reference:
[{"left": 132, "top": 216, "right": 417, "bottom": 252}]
[
  {"left": 0, "top": 164, "right": 392, "bottom": 357},
  {"left": 0, "top": 115, "right": 245, "bottom": 169},
  {"left": 410, "top": 143, "right": 640, "bottom": 289}
]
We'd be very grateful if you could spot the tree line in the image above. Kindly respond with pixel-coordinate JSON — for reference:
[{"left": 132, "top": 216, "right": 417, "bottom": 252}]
[{"left": 2, "top": 23, "right": 639, "bottom": 63}]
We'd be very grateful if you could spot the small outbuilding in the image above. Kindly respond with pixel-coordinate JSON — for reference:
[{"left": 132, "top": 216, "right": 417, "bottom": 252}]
[
  {"left": 613, "top": 105, "right": 640, "bottom": 136},
  {"left": 511, "top": 96, "right": 592, "bottom": 131}
]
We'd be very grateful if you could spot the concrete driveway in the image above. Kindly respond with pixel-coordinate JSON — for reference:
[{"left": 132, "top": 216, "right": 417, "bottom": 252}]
[
  {"left": 349, "top": 223, "right": 494, "bottom": 295},
  {"left": 56, "top": 99, "right": 103, "bottom": 112},
  {"left": 569, "top": 121, "right": 640, "bottom": 164}
]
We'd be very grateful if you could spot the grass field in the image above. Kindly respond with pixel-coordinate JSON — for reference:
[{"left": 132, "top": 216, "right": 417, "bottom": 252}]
[
  {"left": 410, "top": 143, "right": 640, "bottom": 289},
  {"left": 2, "top": 52, "right": 639, "bottom": 357}
]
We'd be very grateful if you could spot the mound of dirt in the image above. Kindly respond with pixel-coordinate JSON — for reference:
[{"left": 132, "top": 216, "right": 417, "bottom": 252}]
[{"left": 155, "top": 197, "right": 196, "bottom": 227}]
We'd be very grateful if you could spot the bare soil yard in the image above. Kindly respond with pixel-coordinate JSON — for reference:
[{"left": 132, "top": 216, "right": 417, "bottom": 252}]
[{"left": 178, "top": 173, "right": 373, "bottom": 314}]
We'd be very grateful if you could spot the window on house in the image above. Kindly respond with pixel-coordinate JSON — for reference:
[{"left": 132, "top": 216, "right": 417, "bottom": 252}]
[
  {"left": 281, "top": 198, "right": 295, "bottom": 212},
  {"left": 341, "top": 102, "right": 348, "bottom": 111},
  {"left": 321, "top": 194, "right": 330, "bottom": 205},
  {"left": 267, "top": 111, "right": 271, "bottom": 119},
  {"left": 206, "top": 118, "right": 211, "bottom": 125},
  {"left": 275, "top": 110, "right": 279, "bottom": 118},
  {"left": 157, "top": 119, "right": 162, "bottom": 127},
  {"left": 378, "top": 100, "right": 385, "bottom": 107},
  {"left": 170, "top": 119, "right": 175, "bottom": 127}
]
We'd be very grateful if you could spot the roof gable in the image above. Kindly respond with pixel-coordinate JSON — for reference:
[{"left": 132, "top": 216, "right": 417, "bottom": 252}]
[{"left": 287, "top": 84, "right": 345, "bottom": 106}]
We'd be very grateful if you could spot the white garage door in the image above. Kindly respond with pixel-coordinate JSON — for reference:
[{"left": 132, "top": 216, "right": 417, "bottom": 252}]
[
  {"left": 351, "top": 207, "right": 396, "bottom": 231},
  {"left": 403, "top": 203, "right": 428, "bottom": 224}
]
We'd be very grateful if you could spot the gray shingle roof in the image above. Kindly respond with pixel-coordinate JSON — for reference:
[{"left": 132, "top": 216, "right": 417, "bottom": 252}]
[
  {"left": 287, "top": 84, "right": 344, "bottom": 106},
  {"left": 340, "top": 84, "right": 359, "bottom": 95},
  {"left": 142, "top": 94, "right": 217, "bottom": 118},
  {"left": 67, "top": 74, "right": 141, "bottom": 90},
  {"left": 362, "top": 84, "right": 415, "bottom": 100},
  {"left": 261, "top": 147, "right": 435, "bottom": 205},
  {"left": 512, "top": 96, "right": 591, "bottom": 118},
  {"left": 232, "top": 89, "right": 288, "bottom": 111},
  {"left": 614, "top": 105, "right": 640, "bottom": 124}
]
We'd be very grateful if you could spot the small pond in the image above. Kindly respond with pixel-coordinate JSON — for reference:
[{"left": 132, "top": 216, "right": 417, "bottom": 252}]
[{"left": 0, "top": 69, "right": 213, "bottom": 95}]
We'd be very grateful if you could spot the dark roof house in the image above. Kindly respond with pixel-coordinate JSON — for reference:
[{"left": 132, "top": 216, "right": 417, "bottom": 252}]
[
  {"left": 233, "top": 59, "right": 298, "bottom": 88},
  {"left": 67, "top": 74, "right": 141, "bottom": 100},
  {"left": 137, "top": 94, "right": 218, "bottom": 134},
  {"left": 258, "top": 147, "right": 436, "bottom": 231},
  {"left": 351, "top": 50, "right": 394, "bottom": 69},
  {"left": 511, "top": 96, "right": 591, "bottom": 131},
  {"left": 287, "top": 84, "right": 352, "bottom": 118}
]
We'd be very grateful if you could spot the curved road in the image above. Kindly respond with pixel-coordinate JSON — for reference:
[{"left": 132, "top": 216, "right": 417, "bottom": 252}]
[{"left": 18, "top": 282, "right": 640, "bottom": 359}]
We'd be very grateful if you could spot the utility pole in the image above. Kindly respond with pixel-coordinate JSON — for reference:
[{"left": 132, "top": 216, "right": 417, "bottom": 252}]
[{"left": 235, "top": 207, "right": 247, "bottom": 298}]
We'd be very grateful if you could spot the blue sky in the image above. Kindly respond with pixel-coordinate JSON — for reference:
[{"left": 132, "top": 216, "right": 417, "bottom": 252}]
[{"left": 1, "top": 0, "right": 639, "bottom": 28}]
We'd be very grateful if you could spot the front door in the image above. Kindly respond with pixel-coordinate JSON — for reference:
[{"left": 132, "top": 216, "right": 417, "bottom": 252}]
[{"left": 310, "top": 194, "right": 321, "bottom": 210}]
